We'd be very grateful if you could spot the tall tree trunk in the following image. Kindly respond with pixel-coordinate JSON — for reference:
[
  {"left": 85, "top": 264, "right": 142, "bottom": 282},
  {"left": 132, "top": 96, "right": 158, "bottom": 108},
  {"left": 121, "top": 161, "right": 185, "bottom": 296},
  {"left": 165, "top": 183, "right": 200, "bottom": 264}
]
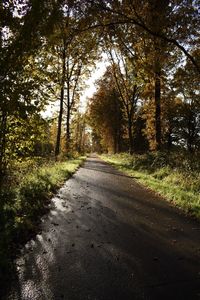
[
  {"left": 154, "top": 67, "right": 162, "bottom": 151},
  {"left": 55, "top": 86, "right": 64, "bottom": 158},
  {"left": 128, "top": 117, "right": 134, "bottom": 154},
  {"left": 75, "top": 119, "right": 79, "bottom": 152},
  {"left": 113, "top": 134, "right": 117, "bottom": 154},
  {"left": 0, "top": 109, "right": 7, "bottom": 179},
  {"left": 55, "top": 42, "right": 66, "bottom": 158},
  {"left": 117, "top": 130, "right": 121, "bottom": 153},
  {"left": 153, "top": 35, "right": 162, "bottom": 151},
  {"left": 66, "top": 105, "right": 70, "bottom": 152},
  {"left": 80, "top": 121, "right": 85, "bottom": 154},
  {"left": 187, "top": 109, "right": 194, "bottom": 153},
  {"left": 149, "top": 0, "right": 169, "bottom": 151},
  {"left": 65, "top": 60, "right": 71, "bottom": 152}
]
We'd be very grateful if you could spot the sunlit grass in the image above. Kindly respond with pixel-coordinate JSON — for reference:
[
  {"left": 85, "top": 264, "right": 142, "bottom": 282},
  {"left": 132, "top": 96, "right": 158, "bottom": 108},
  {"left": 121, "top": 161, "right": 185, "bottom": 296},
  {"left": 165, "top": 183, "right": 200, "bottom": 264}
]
[
  {"left": 101, "top": 152, "right": 200, "bottom": 219},
  {"left": 16, "top": 158, "right": 85, "bottom": 219}
]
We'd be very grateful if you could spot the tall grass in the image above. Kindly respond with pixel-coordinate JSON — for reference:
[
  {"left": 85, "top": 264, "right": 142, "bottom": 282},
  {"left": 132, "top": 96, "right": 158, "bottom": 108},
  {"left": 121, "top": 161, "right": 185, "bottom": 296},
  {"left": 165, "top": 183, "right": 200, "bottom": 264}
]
[{"left": 101, "top": 152, "right": 200, "bottom": 219}]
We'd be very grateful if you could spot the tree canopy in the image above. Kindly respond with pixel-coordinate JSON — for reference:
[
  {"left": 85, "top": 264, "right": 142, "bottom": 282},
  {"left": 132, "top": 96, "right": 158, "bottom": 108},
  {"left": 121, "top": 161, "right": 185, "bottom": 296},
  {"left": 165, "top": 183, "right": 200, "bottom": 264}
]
[{"left": 0, "top": 0, "right": 199, "bottom": 175}]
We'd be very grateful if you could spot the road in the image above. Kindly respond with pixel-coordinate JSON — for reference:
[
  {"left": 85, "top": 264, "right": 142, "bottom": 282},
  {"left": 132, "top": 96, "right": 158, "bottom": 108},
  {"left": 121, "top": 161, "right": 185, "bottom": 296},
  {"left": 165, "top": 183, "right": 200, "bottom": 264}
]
[{"left": 4, "top": 156, "right": 200, "bottom": 299}]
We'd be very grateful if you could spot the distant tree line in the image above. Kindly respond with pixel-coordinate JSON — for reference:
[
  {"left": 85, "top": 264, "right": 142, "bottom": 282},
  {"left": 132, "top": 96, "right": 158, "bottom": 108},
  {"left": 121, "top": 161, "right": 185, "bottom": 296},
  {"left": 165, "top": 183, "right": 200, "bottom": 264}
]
[
  {"left": 87, "top": 0, "right": 200, "bottom": 154},
  {"left": 88, "top": 54, "right": 200, "bottom": 153}
]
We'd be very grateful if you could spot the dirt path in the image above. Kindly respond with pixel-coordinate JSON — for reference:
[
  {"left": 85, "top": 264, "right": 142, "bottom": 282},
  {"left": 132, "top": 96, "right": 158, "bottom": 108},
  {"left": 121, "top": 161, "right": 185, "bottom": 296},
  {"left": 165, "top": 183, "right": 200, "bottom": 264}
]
[{"left": 4, "top": 156, "right": 200, "bottom": 299}]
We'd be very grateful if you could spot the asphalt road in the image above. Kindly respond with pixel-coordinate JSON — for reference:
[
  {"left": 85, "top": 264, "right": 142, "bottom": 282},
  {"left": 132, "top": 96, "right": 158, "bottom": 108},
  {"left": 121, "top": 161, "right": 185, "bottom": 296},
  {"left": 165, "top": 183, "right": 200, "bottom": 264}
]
[{"left": 5, "top": 156, "right": 200, "bottom": 300}]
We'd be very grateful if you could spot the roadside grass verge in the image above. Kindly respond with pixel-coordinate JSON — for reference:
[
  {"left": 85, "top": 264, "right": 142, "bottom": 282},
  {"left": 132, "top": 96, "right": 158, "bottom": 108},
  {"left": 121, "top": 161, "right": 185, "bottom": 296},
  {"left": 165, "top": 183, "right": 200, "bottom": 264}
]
[
  {"left": 101, "top": 152, "right": 200, "bottom": 220},
  {"left": 0, "top": 156, "right": 86, "bottom": 283}
]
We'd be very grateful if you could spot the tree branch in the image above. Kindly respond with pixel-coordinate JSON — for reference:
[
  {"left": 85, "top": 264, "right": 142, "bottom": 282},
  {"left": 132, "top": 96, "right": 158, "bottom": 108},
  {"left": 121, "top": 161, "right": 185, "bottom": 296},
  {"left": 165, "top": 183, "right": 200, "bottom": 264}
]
[{"left": 77, "top": 3, "right": 200, "bottom": 74}]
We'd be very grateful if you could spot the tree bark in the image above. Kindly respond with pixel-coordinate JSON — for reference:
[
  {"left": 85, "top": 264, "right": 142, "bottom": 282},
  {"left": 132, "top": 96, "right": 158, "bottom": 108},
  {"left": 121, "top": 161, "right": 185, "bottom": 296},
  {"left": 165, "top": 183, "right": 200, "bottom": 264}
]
[
  {"left": 154, "top": 69, "right": 162, "bottom": 150},
  {"left": 66, "top": 83, "right": 71, "bottom": 152},
  {"left": 55, "top": 41, "right": 66, "bottom": 158}
]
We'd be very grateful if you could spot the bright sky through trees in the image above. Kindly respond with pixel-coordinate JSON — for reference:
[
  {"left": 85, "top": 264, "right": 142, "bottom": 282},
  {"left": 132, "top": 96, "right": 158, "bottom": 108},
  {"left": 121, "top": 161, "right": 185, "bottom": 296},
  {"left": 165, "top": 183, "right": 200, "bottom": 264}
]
[
  {"left": 79, "top": 55, "right": 110, "bottom": 113},
  {"left": 42, "top": 56, "right": 109, "bottom": 117}
]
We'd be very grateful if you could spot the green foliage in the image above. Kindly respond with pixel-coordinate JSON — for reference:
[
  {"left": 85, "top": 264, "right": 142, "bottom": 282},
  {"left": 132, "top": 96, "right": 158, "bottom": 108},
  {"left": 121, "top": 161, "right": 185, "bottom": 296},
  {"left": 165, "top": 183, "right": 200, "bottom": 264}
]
[{"left": 101, "top": 152, "right": 200, "bottom": 219}]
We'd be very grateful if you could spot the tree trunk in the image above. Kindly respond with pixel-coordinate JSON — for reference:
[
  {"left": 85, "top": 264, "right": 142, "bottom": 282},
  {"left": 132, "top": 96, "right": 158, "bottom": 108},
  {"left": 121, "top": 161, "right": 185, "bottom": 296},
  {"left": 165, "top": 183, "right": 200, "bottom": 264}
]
[
  {"left": 0, "top": 109, "right": 7, "bottom": 178},
  {"left": 113, "top": 134, "right": 117, "bottom": 154},
  {"left": 149, "top": 0, "right": 168, "bottom": 152},
  {"left": 80, "top": 120, "right": 86, "bottom": 154},
  {"left": 187, "top": 109, "right": 195, "bottom": 153},
  {"left": 55, "top": 86, "right": 64, "bottom": 158},
  {"left": 55, "top": 42, "right": 66, "bottom": 158},
  {"left": 128, "top": 117, "right": 134, "bottom": 154},
  {"left": 154, "top": 69, "right": 162, "bottom": 150},
  {"left": 65, "top": 58, "right": 71, "bottom": 152},
  {"left": 66, "top": 106, "right": 70, "bottom": 152}
]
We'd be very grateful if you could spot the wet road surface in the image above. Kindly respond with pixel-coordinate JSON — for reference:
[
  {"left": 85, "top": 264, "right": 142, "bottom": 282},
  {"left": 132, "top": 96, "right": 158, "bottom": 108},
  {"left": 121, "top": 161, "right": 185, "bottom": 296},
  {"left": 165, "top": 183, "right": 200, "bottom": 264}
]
[{"left": 4, "top": 156, "right": 200, "bottom": 299}]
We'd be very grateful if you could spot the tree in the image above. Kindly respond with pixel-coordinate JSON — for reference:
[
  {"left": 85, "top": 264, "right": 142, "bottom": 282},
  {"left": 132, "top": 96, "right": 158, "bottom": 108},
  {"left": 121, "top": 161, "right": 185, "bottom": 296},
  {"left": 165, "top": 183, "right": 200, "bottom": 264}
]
[
  {"left": 83, "top": 0, "right": 200, "bottom": 73},
  {"left": 105, "top": 44, "right": 142, "bottom": 153},
  {"left": 0, "top": 0, "right": 63, "bottom": 175},
  {"left": 71, "top": 112, "right": 91, "bottom": 154},
  {"left": 49, "top": 4, "right": 98, "bottom": 157},
  {"left": 88, "top": 67, "right": 124, "bottom": 153},
  {"left": 173, "top": 50, "right": 200, "bottom": 152}
]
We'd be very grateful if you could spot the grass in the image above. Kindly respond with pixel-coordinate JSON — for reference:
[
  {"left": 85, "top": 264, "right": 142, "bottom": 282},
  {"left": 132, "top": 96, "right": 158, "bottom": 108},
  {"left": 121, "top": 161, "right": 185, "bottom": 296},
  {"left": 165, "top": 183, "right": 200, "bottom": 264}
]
[
  {"left": 0, "top": 156, "right": 86, "bottom": 283},
  {"left": 101, "top": 152, "right": 200, "bottom": 219}
]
